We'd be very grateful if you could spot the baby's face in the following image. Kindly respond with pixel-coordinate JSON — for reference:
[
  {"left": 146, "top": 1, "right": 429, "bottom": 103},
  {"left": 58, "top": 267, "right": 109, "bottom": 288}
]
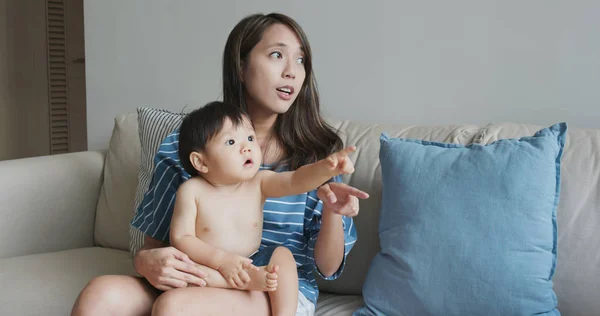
[{"left": 202, "top": 117, "right": 262, "bottom": 184}]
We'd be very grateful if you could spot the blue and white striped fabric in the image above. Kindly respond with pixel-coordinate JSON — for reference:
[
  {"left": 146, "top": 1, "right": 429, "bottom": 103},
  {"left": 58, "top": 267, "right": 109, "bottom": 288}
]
[
  {"left": 129, "top": 107, "right": 186, "bottom": 253},
  {"left": 130, "top": 128, "right": 358, "bottom": 305}
]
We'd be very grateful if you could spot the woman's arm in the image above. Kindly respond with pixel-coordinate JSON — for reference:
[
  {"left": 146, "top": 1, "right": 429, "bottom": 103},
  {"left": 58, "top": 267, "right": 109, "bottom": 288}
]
[
  {"left": 313, "top": 206, "right": 346, "bottom": 277},
  {"left": 313, "top": 182, "right": 368, "bottom": 277}
]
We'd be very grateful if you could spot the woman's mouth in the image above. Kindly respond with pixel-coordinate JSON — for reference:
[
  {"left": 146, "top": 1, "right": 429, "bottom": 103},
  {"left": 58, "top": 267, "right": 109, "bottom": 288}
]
[{"left": 276, "top": 86, "right": 294, "bottom": 100}]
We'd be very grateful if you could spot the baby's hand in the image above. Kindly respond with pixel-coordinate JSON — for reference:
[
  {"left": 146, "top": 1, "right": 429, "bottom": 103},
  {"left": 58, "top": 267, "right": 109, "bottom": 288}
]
[
  {"left": 326, "top": 146, "right": 356, "bottom": 176},
  {"left": 217, "top": 253, "right": 259, "bottom": 289}
]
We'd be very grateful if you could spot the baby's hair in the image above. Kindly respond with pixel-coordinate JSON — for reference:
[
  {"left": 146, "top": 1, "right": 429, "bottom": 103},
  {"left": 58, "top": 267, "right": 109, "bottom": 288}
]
[{"left": 178, "top": 101, "right": 252, "bottom": 176}]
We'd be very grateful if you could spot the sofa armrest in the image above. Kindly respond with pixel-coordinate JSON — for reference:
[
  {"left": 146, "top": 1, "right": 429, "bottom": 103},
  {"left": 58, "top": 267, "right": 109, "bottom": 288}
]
[{"left": 0, "top": 151, "right": 105, "bottom": 259}]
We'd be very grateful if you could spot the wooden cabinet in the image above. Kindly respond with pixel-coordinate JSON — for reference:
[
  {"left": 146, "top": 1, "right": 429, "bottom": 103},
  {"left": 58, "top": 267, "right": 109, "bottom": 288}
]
[{"left": 0, "top": 0, "right": 86, "bottom": 161}]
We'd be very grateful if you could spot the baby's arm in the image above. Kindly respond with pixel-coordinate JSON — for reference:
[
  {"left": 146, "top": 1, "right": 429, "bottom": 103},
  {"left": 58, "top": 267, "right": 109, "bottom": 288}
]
[
  {"left": 260, "top": 146, "right": 356, "bottom": 198},
  {"left": 170, "top": 182, "right": 257, "bottom": 287}
]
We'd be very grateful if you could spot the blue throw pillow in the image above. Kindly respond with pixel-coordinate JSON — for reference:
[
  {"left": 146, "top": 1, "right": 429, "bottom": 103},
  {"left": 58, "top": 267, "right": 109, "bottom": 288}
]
[{"left": 354, "top": 123, "right": 566, "bottom": 316}]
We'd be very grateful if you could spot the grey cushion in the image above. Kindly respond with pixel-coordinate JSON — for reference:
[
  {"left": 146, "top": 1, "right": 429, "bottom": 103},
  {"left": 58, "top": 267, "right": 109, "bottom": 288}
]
[{"left": 94, "top": 113, "right": 141, "bottom": 251}]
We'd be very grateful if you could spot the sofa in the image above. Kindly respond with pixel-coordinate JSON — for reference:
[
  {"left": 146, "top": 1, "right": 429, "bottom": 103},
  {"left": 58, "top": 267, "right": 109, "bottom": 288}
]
[{"left": 0, "top": 112, "right": 598, "bottom": 316}]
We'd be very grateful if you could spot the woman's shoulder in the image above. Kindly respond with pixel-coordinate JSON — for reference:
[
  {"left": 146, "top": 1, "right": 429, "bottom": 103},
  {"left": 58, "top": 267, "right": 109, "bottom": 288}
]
[
  {"left": 154, "top": 128, "right": 182, "bottom": 160},
  {"left": 158, "top": 128, "right": 181, "bottom": 148}
]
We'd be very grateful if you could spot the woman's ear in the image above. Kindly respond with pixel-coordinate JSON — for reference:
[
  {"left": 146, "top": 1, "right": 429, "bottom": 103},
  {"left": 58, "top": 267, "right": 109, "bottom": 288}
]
[{"left": 190, "top": 152, "right": 209, "bottom": 174}]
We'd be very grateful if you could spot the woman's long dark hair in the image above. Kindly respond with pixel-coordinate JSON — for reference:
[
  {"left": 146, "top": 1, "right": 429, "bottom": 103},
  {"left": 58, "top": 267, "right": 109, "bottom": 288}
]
[{"left": 222, "top": 13, "right": 342, "bottom": 170}]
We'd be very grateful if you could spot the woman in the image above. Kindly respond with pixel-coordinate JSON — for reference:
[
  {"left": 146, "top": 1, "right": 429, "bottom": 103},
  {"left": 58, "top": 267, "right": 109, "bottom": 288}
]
[{"left": 72, "top": 13, "right": 368, "bottom": 316}]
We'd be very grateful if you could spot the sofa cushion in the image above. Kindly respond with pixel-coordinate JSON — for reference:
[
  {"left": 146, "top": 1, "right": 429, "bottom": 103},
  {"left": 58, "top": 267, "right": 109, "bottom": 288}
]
[
  {"left": 94, "top": 113, "right": 141, "bottom": 251},
  {"left": 355, "top": 123, "right": 566, "bottom": 315},
  {"left": 0, "top": 247, "right": 136, "bottom": 316},
  {"left": 0, "top": 246, "right": 361, "bottom": 316}
]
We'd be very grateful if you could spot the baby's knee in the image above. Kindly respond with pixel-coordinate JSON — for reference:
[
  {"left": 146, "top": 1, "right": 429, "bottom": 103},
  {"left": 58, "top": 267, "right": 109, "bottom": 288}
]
[
  {"left": 272, "top": 246, "right": 295, "bottom": 262},
  {"left": 71, "top": 275, "right": 125, "bottom": 315}
]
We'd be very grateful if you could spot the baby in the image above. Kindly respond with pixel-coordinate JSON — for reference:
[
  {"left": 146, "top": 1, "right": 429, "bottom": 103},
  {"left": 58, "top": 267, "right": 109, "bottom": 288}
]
[{"left": 170, "top": 101, "right": 356, "bottom": 315}]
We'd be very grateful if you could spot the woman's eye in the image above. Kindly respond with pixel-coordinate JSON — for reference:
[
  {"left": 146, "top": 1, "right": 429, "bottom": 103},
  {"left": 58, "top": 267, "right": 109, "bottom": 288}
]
[
  {"left": 248, "top": 136, "right": 254, "bottom": 142},
  {"left": 297, "top": 57, "right": 304, "bottom": 64},
  {"left": 270, "top": 51, "right": 282, "bottom": 59},
  {"left": 227, "top": 139, "right": 235, "bottom": 145}
]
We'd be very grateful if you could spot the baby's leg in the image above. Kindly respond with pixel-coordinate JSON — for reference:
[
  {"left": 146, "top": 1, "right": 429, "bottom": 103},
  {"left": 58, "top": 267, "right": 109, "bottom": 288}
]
[
  {"left": 267, "top": 246, "right": 298, "bottom": 316},
  {"left": 193, "top": 264, "right": 229, "bottom": 288},
  {"left": 197, "top": 261, "right": 277, "bottom": 292}
]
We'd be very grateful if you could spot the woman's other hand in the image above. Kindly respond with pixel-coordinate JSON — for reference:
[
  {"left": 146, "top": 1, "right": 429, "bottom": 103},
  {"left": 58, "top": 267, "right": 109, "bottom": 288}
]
[
  {"left": 134, "top": 237, "right": 208, "bottom": 291},
  {"left": 317, "top": 182, "right": 369, "bottom": 217}
]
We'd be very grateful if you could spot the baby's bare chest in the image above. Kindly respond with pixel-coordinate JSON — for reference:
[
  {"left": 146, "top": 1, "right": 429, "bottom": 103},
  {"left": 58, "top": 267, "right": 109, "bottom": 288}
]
[{"left": 195, "top": 190, "right": 264, "bottom": 232}]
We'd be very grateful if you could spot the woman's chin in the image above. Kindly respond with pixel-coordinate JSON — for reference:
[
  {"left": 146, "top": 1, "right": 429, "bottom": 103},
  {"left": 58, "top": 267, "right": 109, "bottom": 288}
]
[
  {"left": 258, "top": 105, "right": 292, "bottom": 116},
  {"left": 271, "top": 100, "right": 295, "bottom": 114},
  {"left": 247, "top": 100, "right": 292, "bottom": 116}
]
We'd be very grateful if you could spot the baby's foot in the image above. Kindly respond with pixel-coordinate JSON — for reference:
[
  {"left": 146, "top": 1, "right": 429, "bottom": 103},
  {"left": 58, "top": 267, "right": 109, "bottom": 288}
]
[{"left": 246, "top": 264, "right": 278, "bottom": 292}]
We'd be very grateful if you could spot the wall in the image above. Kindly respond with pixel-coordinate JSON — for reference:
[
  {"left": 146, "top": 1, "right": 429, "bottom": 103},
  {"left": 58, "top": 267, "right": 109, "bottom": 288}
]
[{"left": 84, "top": 0, "right": 600, "bottom": 150}]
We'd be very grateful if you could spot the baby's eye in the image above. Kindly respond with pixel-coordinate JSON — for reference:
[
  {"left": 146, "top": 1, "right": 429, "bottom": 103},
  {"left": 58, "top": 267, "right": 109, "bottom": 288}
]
[
  {"left": 248, "top": 136, "right": 254, "bottom": 142},
  {"left": 296, "top": 57, "right": 304, "bottom": 64},
  {"left": 270, "top": 51, "right": 282, "bottom": 59},
  {"left": 227, "top": 139, "right": 235, "bottom": 145}
]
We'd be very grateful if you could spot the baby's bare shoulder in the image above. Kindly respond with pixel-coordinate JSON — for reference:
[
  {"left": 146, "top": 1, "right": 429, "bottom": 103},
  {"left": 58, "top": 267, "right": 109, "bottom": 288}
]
[
  {"left": 250, "top": 170, "right": 274, "bottom": 187},
  {"left": 177, "top": 177, "right": 209, "bottom": 196}
]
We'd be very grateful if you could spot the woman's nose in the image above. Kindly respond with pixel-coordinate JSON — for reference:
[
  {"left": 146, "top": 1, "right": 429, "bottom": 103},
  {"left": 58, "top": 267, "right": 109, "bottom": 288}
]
[{"left": 283, "top": 61, "right": 296, "bottom": 79}]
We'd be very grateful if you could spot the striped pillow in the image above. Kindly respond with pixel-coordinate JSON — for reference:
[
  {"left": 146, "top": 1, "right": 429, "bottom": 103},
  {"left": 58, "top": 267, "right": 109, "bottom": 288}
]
[{"left": 129, "top": 107, "right": 186, "bottom": 254}]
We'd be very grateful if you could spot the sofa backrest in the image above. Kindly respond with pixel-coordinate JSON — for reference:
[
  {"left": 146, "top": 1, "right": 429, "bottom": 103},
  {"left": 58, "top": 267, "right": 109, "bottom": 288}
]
[{"left": 95, "top": 114, "right": 600, "bottom": 315}]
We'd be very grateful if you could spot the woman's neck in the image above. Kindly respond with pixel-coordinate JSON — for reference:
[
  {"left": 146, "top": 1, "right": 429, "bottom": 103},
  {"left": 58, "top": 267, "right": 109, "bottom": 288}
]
[
  {"left": 247, "top": 106, "right": 277, "bottom": 145},
  {"left": 246, "top": 101, "right": 286, "bottom": 165},
  {"left": 251, "top": 117, "right": 285, "bottom": 165},
  {"left": 253, "top": 118, "right": 277, "bottom": 149}
]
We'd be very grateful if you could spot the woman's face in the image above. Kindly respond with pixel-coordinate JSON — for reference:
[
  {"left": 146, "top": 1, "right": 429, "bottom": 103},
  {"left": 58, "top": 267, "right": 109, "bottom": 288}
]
[{"left": 242, "top": 23, "right": 307, "bottom": 116}]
